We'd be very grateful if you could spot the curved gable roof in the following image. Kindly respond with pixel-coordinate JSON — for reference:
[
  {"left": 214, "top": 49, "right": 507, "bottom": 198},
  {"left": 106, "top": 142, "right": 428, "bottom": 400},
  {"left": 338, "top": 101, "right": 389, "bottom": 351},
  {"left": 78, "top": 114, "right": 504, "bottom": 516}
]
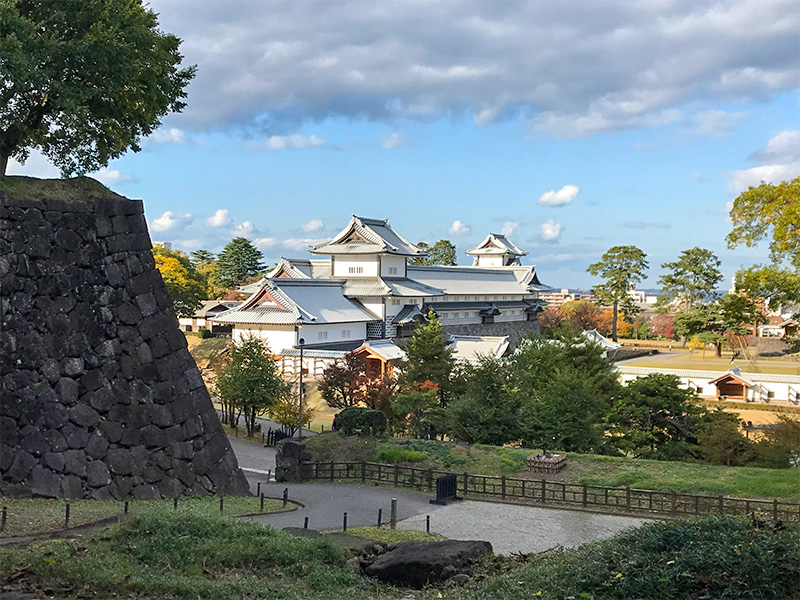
[{"left": 311, "top": 215, "right": 427, "bottom": 256}]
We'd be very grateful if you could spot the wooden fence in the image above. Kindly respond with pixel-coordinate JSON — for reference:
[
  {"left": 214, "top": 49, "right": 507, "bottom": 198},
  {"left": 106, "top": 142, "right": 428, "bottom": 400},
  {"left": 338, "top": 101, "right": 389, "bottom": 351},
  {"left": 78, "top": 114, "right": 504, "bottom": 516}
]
[{"left": 301, "top": 461, "right": 800, "bottom": 523}]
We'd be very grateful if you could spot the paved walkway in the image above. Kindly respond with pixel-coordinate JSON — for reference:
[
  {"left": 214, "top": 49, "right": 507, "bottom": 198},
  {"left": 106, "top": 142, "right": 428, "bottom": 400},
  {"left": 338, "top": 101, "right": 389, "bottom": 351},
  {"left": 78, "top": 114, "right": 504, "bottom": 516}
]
[{"left": 228, "top": 437, "right": 651, "bottom": 555}]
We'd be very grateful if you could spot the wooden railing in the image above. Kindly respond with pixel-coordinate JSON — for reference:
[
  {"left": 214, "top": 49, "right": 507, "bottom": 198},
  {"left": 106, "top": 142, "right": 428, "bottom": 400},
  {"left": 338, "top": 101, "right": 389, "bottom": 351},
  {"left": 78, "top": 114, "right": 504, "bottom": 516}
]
[{"left": 300, "top": 461, "right": 800, "bottom": 523}]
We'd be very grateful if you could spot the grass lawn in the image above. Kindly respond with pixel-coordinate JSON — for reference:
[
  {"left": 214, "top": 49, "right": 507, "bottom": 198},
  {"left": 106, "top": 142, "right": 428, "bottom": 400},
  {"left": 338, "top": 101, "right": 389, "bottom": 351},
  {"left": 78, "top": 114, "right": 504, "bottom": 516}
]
[
  {"left": 0, "top": 496, "right": 286, "bottom": 537},
  {"left": 330, "top": 526, "right": 446, "bottom": 544},
  {"left": 622, "top": 358, "right": 800, "bottom": 375},
  {"left": 0, "top": 510, "right": 797, "bottom": 599},
  {"left": 304, "top": 433, "right": 800, "bottom": 501},
  {"left": 183, "top": 334, "right": 231, "bottom": 369}
]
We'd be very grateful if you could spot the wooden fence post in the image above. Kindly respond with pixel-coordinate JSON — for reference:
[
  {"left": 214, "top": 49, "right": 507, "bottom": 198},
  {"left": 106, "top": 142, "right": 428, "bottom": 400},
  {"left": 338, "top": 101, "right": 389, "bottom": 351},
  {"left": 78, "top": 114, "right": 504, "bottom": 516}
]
[
  {"left": 427, "top": 469, "right": 433, "bottom": 491},
  {"left": 394, "top": 465, "right": 399, "bottom": 486},
  {"left": 582, "top": 483, "right": 588, "bottom": 508},
  {"left": 718, "top": 495, "right": 724, "bottom": 516},
  {"left": 626, "top": 487, "right": 631, "bottom": 511},
  {"left": 521, "top": 479, "right": 526, "bottom": 499},
  {"left": 330, "top": 461, "right": 334, "bottom": 482},
  {"left": 773, "top": 499, "right": 779, "bottom": 522},
  {"left": 501, "top": 476, "right": 506, "bottom": 500},
  {"left": 671, "top": 491, "right": 677, "bottom": 514},
  {"left": 541, "top": 479, "right": 546, "bottom": 503},
  {"left": 463, "top": 472, "right": 468, "bottom": 496},
  {"left": 361, "top": 461, "right": 366, "bottom": 483}
]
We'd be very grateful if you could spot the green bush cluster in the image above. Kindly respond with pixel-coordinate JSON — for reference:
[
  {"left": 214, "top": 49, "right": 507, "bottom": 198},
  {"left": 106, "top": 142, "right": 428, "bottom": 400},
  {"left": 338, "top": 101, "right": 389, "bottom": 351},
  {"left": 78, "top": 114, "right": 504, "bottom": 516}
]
[
  {"left": 375, "top": 446, "right": 427, "bottom": 462},
  {"left": 196, "top": 327, "right": 212, "bottom": 339},
  {"left": 336, "top": 407, "right": 387, "bottom": 436},
  {"left": 478, "top": 516, "right": 800, "bottom": 600}
]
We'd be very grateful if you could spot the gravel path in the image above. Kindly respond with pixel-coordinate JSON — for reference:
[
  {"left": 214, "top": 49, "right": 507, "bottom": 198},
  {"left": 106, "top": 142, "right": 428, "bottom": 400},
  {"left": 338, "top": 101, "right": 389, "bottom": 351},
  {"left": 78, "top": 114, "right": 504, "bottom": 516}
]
[
  {"left": 397, "top": 500, "right": 650, "bottom": 555},
  {"left": 227, "top": 436, "right": 651, "bottom": 554}
]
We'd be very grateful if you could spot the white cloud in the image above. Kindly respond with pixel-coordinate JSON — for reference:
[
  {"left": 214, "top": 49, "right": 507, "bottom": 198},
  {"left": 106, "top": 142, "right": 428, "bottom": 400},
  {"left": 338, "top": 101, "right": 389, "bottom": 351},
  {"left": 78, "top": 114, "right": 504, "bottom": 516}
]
[
  {"left": 91, "top": 168, "right": 134, "bottom": 185},
  {"left": 283, "top": 238, "right": 328, "bottom": 251},
  {"left": 749, "top": 130, "right": 800, "bottom": 164},
  {"left": 302, "top": 219, "right": 324, "bottom": 232},
  {"left": 207, "top": 209, "right": 233, "bottom": 228},
  {"left": 380, "top": 133, "right": 403, "bottom": 149},
  {"left": 233, "top": 221, "right": 255, "bottom": 236},
  {"left": 730, "top": 129, "right": 800, "bottom": 194},
  {"left": 260, "top": 134, "right": 325, "bottom": 151},
  {"left": 729, "top": 162, "right": 800, "bottom": 194},
  {"left": 148, "top": 0, "right": 798, "bottom": 136},
  {"left": 538, "top": 184, "right": 580, "bottom": 206},
  {"left": 689, "top": 110, "right": 744, "bottom": 138},
  {"left": 541, "top": 220, "right": 564, "bottom": 241},
  {"left": 6, "top": 150, "right": 60, "bottom": 178},
  {"left": 151, "top": 211, "right": 193, "bottom": 232},
  {"left": 253, "top": 237, "right": 278, "bottom": 249},
  {"left": 149, "top": 127, "right": 186, "bottom": 144},
  {"left": 449, "top": 220, "right": 471, "bottom": 236},
  {"left": 500, "top": 221, "right": 519, "bottom": 237}
]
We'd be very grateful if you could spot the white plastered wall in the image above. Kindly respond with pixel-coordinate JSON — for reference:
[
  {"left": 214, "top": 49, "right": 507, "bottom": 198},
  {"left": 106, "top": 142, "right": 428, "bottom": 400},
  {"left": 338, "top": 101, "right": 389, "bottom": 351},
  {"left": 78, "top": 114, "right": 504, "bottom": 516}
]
[{"left": 333, "top": 255, "right": 379, "bottom": 277}]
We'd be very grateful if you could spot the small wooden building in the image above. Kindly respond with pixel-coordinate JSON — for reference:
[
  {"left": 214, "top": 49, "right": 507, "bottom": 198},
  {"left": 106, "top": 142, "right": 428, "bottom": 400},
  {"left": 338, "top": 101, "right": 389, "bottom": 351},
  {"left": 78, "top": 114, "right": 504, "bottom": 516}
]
[{"left": 708, "top": 368, "right": 756, "bottom": 401}]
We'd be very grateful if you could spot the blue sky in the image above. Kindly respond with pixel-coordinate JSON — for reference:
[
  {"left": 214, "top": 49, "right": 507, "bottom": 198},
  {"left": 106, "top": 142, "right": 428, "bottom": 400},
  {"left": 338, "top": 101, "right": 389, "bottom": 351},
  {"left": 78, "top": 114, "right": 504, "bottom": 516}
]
[{"left": 9, "top": 0, "right": 799, "bottom": 288}]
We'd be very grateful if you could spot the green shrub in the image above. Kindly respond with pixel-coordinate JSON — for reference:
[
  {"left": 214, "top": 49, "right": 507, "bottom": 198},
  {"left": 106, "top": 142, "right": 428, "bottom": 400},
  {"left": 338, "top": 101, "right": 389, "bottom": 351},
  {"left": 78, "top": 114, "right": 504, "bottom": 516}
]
[
  {"left": 335, "top": 407, "right": 387, "bottom": 436},
  {"left": 375, "top": 447, "right": 428, "bottom": 462},
  {"left": 478, "top": 516, "right": 800, "bottom": 600},
  {"left": 196, "top": 327, "right": 212, "bottom": 339}
]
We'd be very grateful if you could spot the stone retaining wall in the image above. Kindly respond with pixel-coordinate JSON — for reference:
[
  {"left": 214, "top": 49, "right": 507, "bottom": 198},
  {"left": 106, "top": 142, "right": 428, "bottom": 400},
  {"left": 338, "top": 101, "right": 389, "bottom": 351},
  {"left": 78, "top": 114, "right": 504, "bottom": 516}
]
[{"left": 0, "top": 191, "right": 249, "bottom": 499}]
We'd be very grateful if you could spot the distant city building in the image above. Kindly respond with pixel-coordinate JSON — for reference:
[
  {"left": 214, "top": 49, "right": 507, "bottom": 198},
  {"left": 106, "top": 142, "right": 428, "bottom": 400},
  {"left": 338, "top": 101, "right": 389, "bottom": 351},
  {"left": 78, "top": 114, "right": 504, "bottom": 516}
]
[{"left": 152, "top": 241, "right": 172, "bottom": 249}]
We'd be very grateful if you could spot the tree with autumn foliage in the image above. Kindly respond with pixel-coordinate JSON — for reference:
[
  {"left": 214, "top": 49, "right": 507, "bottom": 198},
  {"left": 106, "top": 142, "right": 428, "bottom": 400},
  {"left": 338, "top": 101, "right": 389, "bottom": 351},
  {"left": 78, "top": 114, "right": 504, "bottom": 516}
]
[
  {"left": 152, "top": 245, "right": 207, "bottom": 317},
  {"left": 558, "top": 300, "right": 604, "bottom": 331}
]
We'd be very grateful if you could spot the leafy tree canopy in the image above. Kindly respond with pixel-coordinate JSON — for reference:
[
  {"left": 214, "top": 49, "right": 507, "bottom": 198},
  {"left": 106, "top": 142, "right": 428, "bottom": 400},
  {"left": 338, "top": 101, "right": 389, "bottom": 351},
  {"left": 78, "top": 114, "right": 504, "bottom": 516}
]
[
  {"left": 607, "top": 373, "right": 707, "bottom": 459},
  {"left": 408, "top": 239, "right": 457, "bottom": 266},
  {"left": 214, "top": 337, "right": 290, "bottom": 437},
  {"left": 214, "top": 237, "right": 264, "bottom": 290},
  {"left": 0, "top": 0, "right": 195, "bottom": 175},
  {"left": 152, "top": 245, "right": 207, "bottom": 318},
  {"left": 727, "top": 177, "right": 800, "bottom": 269},
  {"left": 658, "top": 247, "right": 722, "bottom": 310},
  {"left": 672, "top": 294, "right": 764, "bottom": 356},
  {"left": 587, "top": 245, "right": 648, "bottom": 341}
]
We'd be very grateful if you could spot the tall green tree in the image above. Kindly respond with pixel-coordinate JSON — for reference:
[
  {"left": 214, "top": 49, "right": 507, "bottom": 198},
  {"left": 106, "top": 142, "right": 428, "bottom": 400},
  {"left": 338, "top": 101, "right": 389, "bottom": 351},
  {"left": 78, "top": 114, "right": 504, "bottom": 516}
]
[
  {"left": 152, "top": 246, "right": 207, "bottom": 317},
  {"left": 508, "top": 332, "right": 619, "bottom": 452},
  {"left": 658, "top": 247, "right": 723, "bottom": 310},
  {"left": 214, "top": 237, "right": 264, "bottom": 290},
  {"left": 0, "top": 0, "right": 195, "bottom": 175},
  {"left": 425, "top": 240, "right": 457, "bottom": 266},
  {"left": 607, "top": 373, "right": 706, "bottom": 459},
  {"left": 190, "top": 249, "right": 216, "bottom": 266},
  {"left": 445, "top": 358, "right": 521, "bottom": 445},
  {"left": 728, "top": 177, "right": 800, "bottom": 311},
  {"left": 408, "top": 240, "right": 457, "bottom": 266},
  {"left": 672, "top": 294, "right": 764, "bottom": 357},
  {"left": 403, "top": 311, "right": 455, "bottom": 398},
  {"left": 587, "top": 245, "right": 649, "bottom": 341},
  {"left": 214, "top": 337, "right": 291, "bottom": 437}
]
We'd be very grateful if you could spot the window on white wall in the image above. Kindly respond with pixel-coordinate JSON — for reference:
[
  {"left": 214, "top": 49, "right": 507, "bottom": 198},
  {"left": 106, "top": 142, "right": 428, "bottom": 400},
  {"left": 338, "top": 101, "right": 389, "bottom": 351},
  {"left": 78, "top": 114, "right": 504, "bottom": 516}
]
[
  {"left": 342, "top": 330, "right": 351, "bottom": 338},
  {"left": 388, "top": 266, "right": 398, "bottom": 274},
  {"left": 318, "top": 331, "right": 328, "bottom": 340},
  {"left": 348, "top": 266, "right": 364, "bottom": 274}
]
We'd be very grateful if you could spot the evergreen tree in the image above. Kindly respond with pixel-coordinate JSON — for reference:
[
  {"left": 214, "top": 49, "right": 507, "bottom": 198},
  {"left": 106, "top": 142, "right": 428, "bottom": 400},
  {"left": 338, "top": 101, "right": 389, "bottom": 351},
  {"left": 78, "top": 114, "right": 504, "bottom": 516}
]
[
  {"left": 587, "top": 245, "right": 649, "bottom": 341},
  {"left": 214, "top": 237, "right": 264, "bottom": 289},
  {"left": 403, "top": 311, "right": 455, "bottom": 400},
  {"left": 658, "top": 247, "right": 722, "bottom": 310}
]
